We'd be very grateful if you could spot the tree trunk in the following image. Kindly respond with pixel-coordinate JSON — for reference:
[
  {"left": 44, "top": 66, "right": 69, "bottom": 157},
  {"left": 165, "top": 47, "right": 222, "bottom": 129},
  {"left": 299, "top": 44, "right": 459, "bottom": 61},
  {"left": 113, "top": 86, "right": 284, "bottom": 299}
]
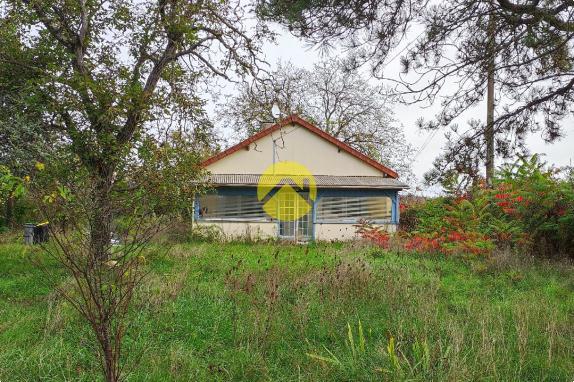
[
  {"left": 97, "top": 323, "right": 119, "bottom": 382},
  {"left": 485, "top": 4, "right": 496, "bottom": 187},
  {"left": 5, "top": 195, "right": 14, "bottom": 227},
  {"left": 90, "top": 164, "right": 114, "bottom": 262}
]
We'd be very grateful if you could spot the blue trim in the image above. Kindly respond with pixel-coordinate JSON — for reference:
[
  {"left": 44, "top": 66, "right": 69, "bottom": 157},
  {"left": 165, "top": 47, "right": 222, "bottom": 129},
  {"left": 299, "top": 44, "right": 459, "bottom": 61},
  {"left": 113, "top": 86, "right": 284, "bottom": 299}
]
[
  {"left": 310, "top": 198, "right": 316, "bottom": 241},
  {"left": 317, "top": 188, "right": 396, "bottom": 198},
  {"left": 206, "top": 187, "right": 258, "bottom": 196},
  {"left": 193, "top": 198, "right": 200, "bottom": 220},
  {"left": 394, "top": 193, "right": 400, "bottom": 224},
  {"left": 315, "top": 188, "right": 399, "bottom": 225}
]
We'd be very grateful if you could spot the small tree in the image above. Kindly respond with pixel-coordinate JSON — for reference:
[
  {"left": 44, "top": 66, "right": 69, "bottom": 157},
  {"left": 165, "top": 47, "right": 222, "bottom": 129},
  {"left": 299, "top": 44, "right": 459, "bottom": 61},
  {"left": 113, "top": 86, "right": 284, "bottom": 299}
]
[{"left": 30, "top": 132, "right": 208, "bottom": 381}]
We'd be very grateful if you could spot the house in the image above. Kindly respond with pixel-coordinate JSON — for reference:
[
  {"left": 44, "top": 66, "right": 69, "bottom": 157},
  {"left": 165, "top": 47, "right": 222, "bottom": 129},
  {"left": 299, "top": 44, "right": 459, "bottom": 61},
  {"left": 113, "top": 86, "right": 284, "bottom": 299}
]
[{"left": 194, "top": 115, "right": 408, "bottom": 241}]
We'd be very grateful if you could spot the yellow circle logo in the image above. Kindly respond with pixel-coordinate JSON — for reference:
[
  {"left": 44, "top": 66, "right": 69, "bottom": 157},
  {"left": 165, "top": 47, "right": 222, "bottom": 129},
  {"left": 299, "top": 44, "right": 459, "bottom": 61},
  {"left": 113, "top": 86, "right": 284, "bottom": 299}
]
[{"left": 257, "top": 161, "right": 317, "bottom": 221}]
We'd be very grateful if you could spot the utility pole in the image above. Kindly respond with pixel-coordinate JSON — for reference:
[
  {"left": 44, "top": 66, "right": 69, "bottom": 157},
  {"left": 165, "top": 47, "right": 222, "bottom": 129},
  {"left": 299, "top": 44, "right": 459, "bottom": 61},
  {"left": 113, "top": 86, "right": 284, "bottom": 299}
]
[{"left": 485, "top": 4, "right": 496, "bottom": 187}]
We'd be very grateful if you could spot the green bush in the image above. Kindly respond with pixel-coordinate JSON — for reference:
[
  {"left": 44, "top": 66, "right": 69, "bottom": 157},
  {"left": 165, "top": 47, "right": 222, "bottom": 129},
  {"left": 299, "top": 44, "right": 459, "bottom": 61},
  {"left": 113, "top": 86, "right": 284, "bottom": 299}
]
[
  {"left": 490, "top": 156, "right": 574, "bottom": 257},
  {"left": 0, "top": 165, "right": 27, "bottom": 227}
]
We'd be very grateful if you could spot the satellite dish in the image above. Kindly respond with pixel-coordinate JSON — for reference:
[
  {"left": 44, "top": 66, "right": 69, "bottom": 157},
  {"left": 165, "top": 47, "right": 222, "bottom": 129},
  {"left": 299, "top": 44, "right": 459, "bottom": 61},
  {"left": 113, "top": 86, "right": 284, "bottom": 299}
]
[{"left": 271, "top": 102, "right": 281, "bottom": 119}]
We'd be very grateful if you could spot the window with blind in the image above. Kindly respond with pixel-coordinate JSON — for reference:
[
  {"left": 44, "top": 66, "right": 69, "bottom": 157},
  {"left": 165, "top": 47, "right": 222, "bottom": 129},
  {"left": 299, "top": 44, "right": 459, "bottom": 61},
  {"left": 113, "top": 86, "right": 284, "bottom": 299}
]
[
  {"left": 197, "top": 194, "right": 268, "bottom": 220},
  {"left": 316, "top": 196, "right": 392, "bottom": 223}
]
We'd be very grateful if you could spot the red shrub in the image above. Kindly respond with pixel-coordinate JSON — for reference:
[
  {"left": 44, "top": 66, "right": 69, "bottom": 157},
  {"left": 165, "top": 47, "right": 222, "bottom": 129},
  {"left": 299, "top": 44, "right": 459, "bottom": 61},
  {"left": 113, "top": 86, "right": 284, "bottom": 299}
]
[
  {"left": 354, "top": 219, "right": 390, "bottom": 248},
  {"left": 404, "top": 234, "right": 441, "bottom": 253}
]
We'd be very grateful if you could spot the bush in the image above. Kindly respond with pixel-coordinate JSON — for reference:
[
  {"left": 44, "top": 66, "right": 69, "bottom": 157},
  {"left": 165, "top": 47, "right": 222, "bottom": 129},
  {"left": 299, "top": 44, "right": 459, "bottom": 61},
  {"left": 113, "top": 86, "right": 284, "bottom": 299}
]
[
  {"left": 354, "top": 220, "right": 390, "bottom": 248},
  {"left": 390, "top": 156, "right": 574, "bottom": 258},
  {"left": 489, "top": 156, "right": 574, "bottom": 257},
  {"left": 395, "top": 196, "right": 495, "bottom": 256},
  {"left": 397, "top": 196, "right": 425, "bottom": 232}
]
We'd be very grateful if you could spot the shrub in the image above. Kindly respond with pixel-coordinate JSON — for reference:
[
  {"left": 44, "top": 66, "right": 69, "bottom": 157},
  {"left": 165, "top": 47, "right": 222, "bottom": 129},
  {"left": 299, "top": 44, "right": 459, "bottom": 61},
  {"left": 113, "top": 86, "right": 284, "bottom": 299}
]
[
  {"left": 354, "top": 219, "right": 390, "bottom": 248},
  {"left": 394, "top": 156, "right": 574, "bottom": 258},
  {"left": 488, "top": 156, "right": 574, "bottom": 258},
  {"left": 397, "top": 196, "right": 495, "bottom": 256},
  {"left": 398, "top": 196, "right": 426, "bottom": 232}
]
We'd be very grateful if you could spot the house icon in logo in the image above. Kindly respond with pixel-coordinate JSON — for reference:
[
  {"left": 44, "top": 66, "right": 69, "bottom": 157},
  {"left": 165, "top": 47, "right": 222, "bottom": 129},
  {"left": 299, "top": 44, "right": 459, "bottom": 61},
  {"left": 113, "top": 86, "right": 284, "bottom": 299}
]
[{"left": 257, "top": 161, "right": 317, "bottom": 222}]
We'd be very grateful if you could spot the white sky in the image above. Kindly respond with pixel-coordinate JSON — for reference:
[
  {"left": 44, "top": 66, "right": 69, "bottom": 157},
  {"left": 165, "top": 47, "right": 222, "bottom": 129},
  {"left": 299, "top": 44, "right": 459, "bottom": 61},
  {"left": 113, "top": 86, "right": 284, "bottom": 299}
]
[{"left": 211, "top": 24, "right": 574, "bottom": 191}]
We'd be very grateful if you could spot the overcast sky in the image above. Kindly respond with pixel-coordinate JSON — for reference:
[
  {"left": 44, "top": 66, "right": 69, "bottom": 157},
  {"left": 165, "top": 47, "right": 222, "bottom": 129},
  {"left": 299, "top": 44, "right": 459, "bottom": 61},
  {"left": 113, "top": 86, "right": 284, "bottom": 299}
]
[{"left": 212, "top": 24, "right": 574, "bottom": 191}]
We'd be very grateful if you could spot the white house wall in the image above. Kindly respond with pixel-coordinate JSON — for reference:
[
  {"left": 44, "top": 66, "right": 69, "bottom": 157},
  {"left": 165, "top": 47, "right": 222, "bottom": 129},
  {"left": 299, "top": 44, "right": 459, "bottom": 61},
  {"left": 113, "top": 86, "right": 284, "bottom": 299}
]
[
  {"left": 196, "top": 221, "right": 397, "bottom": 242},
  {"left": 206, "top": 124, "right": 384, "bottom": 177},
  {"left": 314, "top": 223, "right": 397, "bottom": 241},
  {"left": 195, "top": 221, "right": 277, "bottom": 241}
]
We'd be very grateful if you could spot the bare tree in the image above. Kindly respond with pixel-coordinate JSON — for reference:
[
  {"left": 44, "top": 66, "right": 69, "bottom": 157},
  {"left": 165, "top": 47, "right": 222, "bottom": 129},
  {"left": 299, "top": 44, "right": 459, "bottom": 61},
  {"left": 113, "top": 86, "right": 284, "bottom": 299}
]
[{"left": 222, "top": 59, "right": 416, "bottom": 183}]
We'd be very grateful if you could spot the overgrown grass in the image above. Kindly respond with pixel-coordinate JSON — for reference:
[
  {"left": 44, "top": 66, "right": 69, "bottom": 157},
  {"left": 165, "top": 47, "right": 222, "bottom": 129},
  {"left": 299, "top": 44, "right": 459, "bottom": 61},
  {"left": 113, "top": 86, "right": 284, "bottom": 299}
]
[{"left": 1, "top": 236, "right": 573, "bottom": 381}]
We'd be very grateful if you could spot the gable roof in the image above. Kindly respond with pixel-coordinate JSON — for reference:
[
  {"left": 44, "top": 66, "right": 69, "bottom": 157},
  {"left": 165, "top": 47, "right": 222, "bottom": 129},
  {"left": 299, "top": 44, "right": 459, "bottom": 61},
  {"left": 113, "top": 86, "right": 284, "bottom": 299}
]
[{"left": 201, "top": 115, "right": 399, "bottom": 179}]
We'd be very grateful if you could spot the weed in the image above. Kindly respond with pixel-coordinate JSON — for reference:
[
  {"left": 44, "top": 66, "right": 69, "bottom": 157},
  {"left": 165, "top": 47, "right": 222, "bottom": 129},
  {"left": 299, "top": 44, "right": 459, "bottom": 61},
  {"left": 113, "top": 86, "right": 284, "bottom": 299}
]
[{"left": 0, "top": 241, "right": 573, "bottom": 381}]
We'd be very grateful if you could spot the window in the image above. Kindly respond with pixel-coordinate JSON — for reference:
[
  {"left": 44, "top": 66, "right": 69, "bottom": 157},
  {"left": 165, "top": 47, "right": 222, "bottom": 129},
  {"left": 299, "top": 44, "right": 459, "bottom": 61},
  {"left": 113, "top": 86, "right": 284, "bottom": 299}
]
[
  {"left": 197, "top": 194, "right": 268, "bottom": 220},
  {"left": 316, "top": 196, "right": 392, "bottom": 223}
]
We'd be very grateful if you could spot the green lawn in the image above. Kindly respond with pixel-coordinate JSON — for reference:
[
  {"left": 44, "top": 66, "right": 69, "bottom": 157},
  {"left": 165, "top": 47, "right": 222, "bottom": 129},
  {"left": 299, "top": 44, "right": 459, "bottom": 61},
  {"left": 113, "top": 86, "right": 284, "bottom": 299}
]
[{"left": 1, "top": 238, "right": 573, "bottom": 381}]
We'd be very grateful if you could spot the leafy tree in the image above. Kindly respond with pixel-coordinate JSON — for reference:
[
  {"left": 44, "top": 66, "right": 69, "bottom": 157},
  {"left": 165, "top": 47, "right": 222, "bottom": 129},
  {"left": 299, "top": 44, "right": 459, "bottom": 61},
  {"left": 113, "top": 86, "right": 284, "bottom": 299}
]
[
  {"left": 222, "top": 59, "right": 416, "bottom": 182},
  {"left": 0, "top": 165, "right": 25, "bottom": 227},
  {"left": 0, "top": 18, "right": 64, "bottom": 224},
  {"left": 1, "top": 0, "right": 269, "bottom": 380},
  {"left": 405, "top": 0, "right": 574, "bottom": 189},
  {"left": 0, "top": 18, "right": 58, "bottom": 174},
  {"left": 257, "top": 0, "right": 574, "bottom": 188}
]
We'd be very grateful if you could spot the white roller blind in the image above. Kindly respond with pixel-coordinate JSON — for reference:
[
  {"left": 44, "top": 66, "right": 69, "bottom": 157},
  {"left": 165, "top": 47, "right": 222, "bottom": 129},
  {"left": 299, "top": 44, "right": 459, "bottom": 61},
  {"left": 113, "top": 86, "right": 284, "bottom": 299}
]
[
  {"left": 198, "top": 194, "right": 267, "bottom": 220},
  {"left": 316, "top": 196, "right": 392, "bottom": 222}
]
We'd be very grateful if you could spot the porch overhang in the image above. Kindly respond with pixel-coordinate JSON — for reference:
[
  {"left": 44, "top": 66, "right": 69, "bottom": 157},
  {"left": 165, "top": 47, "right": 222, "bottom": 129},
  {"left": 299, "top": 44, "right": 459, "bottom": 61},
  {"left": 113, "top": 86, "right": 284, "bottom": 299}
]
[{"left": 203, "top": 174, "right": 409, "bottom": 190}]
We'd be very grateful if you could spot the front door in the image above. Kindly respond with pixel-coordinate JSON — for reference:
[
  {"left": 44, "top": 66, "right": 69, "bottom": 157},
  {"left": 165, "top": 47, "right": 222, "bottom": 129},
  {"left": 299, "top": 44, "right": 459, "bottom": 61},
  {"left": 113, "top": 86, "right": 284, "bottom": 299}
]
[{"left": 278, "top": 192, "right": 313, "bottom": 241}]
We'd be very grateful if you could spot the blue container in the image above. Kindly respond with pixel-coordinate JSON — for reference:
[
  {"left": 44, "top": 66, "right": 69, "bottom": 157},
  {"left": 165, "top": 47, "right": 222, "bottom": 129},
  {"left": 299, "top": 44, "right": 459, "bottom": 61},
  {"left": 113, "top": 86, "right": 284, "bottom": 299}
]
[{"left": 23, "top": 223, "right": 35, "bottom": 245}]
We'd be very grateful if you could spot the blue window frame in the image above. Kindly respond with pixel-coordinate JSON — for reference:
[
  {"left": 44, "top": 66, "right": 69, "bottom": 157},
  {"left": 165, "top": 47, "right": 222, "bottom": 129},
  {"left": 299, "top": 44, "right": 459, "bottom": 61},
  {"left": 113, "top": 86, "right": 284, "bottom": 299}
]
[
  {"left": 195, "top": 187, "right": 271, "bottom": 222},
  {"left": 195, "top": 187, "right": 400, "bottom": 225},
  {"left": 314, "top": 189, "right": 399, "bottom": 224}
]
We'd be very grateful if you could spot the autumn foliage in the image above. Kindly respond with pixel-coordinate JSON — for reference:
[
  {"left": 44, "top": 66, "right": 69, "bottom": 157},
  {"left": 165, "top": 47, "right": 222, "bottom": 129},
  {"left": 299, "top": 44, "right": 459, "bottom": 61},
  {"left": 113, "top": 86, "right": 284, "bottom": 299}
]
[
  {"left": 354, "top": 220, "right": 390, "bottom": 248},
  {"left": 358, "top": 156, "right": 574, "bottom": 258}
]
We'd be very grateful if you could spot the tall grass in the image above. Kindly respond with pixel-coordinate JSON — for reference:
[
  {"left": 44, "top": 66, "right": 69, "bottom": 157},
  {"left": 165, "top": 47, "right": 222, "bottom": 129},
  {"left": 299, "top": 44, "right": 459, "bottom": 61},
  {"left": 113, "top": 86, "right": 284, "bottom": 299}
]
[{"left": 0, "top": 238, "right": 573, "bottom": 381}]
